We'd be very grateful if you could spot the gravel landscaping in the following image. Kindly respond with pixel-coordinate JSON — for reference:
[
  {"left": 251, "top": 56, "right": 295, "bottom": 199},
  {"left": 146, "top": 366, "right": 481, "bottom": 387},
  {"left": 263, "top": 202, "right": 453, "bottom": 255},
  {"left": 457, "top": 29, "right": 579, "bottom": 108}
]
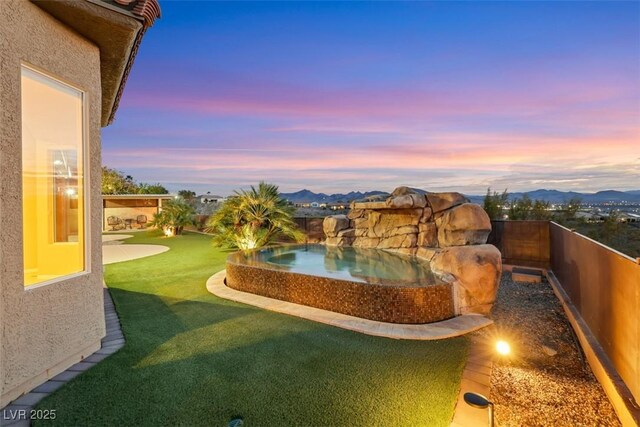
[{"left": 485, "top": 272, "right": 620, "bottom": 426}]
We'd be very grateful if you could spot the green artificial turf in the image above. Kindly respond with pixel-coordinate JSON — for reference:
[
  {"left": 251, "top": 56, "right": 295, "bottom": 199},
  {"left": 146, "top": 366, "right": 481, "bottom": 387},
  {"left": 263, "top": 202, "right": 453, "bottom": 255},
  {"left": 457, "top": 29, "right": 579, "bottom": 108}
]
[{"left": 34, "top": 231, "right": 468, "bottom": 426}]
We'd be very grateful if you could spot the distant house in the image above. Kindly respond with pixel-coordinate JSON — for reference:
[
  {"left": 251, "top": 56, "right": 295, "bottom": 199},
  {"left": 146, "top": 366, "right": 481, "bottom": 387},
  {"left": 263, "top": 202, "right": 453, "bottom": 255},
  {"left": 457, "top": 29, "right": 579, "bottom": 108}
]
[
  {"left": 575, "top": 211, "right": 601, "bottom": 222},
  {"left": 199, "top": 194, "right": 227, "bottom": 204},
  {"left": 627, "top": 213, "right": 640, "bottom": 222},
  {"left": 328, "top": 203, "right": 347, "bottom": 210},
  {"left": 0, "top": 0, "right": 159, "bottom": 407}
]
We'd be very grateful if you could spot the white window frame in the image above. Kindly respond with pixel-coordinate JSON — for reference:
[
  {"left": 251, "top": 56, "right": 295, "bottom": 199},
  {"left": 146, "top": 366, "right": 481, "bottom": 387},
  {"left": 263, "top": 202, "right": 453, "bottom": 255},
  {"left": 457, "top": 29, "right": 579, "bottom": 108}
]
[{"left": 21, "top": 63, "right": 92, "bottom": 290}]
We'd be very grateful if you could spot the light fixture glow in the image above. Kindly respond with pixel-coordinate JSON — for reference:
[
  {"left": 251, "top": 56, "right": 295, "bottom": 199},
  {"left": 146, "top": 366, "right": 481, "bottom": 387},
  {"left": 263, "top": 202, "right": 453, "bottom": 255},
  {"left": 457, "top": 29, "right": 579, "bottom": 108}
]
[
  {"left": 496, "top": 340, "right": 511, "bottom": 355},
  {"left": 65, "top": 188, "right": 76, "bottom": 196}
]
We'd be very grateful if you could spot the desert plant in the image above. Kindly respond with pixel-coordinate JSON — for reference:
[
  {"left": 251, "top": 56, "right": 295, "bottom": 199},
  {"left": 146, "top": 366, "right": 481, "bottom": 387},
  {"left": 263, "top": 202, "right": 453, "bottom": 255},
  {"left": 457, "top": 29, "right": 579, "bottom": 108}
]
[
  {"left": 149, "top": 198, "right": 195, "bottom": 236},
  {"left": 206, "top": 182, "right": 304, "bottom": 249}
]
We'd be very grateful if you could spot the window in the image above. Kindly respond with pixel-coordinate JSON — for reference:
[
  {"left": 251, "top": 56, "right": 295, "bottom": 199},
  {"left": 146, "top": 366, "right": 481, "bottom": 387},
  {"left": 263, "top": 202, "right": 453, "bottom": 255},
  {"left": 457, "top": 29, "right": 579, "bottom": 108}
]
[{"left": 21, "top": 66, "right": 87, "bottom": 287}]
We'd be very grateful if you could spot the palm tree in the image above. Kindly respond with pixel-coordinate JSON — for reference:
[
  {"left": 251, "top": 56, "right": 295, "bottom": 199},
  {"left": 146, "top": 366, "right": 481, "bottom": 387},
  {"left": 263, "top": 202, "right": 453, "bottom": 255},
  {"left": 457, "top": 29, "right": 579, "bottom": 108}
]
[
  {"left": 206, "top": 182, "right": 304, "bottom": 250},
  {"left": 149, "top": 198, "right": 195, "bottom": 236}
]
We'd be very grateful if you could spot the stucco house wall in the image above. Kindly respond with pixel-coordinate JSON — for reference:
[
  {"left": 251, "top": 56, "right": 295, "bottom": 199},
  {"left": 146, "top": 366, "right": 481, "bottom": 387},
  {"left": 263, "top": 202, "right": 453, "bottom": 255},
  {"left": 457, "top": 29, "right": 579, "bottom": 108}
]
[{"left": 0, "top": 0, "right": 105, "bottom": 406}]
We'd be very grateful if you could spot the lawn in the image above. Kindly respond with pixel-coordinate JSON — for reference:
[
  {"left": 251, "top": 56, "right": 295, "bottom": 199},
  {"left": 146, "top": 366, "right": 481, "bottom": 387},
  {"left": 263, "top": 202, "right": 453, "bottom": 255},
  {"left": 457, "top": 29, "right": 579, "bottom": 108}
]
[{"left": 35, "top": 231, "right": 468, "bottom": 426}]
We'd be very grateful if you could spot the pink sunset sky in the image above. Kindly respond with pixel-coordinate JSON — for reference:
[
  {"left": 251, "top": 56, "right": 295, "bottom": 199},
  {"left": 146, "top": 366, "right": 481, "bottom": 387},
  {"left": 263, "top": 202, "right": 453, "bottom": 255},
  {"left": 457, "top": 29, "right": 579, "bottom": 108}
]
[{"left": 102, "top": 2, "right": 640, "bottom": 195}]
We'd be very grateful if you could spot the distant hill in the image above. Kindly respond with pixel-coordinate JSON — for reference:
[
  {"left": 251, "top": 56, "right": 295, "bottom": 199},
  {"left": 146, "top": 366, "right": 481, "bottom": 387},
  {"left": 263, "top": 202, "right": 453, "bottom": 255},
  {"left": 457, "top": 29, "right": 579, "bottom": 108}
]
[
  {"left": 281, "top": 189, "right": 390, "bottom": 204},
  {"left": 505, "top": 189, "right": 640, "bottom": 204},
  {"left": 282, "top": 188, "right": 640, "bottom": 205}
]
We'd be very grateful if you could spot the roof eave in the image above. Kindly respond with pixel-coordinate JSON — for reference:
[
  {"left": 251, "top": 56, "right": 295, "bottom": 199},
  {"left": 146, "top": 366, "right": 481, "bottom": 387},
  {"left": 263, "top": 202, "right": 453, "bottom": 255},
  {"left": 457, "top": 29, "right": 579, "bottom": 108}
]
[{"left": 32, "top": 0, "right": 160, "bottom": 127}]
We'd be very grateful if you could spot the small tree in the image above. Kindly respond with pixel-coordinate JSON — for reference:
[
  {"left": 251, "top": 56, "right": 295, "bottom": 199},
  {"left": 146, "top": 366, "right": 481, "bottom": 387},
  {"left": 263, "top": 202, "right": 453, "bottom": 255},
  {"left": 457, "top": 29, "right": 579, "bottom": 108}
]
[
  {"left": 555, "top": 197, "right": 582, "bottom": 224},
  {"left": 564, "top": 197, "right": 582, "bottom": 221},
  {"left": 102, "top": 166, "right": 169, "bottom": 195},
  {"left": 508, "top": 195, "right": 533, "bottom": 220},
  {"left": 206, "top": 182, "right": 304, "bottom": 250},
  {"left": 138, "top": 183, "right": 169, "bottom": 194},
  {"left": 178, "top": 190, "right": 196, "bottom": 201},
  {"left": 602, "top": 210, "right": 622, "bottom": 240},
  {"left": 102, "top": 167, "right": 138, "bottom": 194},
  {"left": 483, "top": 188, "right": 509, "bottom": 220},
  {"left": 149, "top": 198, "right": 195, "bottom": 236},
  {"left": 531, "top": 200, "right": 552, "bottom": 220}
]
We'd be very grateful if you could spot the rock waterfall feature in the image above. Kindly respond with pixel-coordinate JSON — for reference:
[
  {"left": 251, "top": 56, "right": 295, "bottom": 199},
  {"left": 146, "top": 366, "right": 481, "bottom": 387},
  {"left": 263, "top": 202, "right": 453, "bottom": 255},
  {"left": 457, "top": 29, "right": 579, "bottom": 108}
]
[{"left": 323, "top": 187, "right": 502, "bottom": 315}]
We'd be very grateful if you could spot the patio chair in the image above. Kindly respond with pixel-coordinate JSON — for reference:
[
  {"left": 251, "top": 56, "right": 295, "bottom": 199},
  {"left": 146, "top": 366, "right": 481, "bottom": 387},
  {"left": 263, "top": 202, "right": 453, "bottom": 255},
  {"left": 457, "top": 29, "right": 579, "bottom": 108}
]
[
  {"left": 107, "top": 216, "right": 124, "bottom": 231},
  {"left": 136, "top": 215, "right": 148, "bottom": 229}
]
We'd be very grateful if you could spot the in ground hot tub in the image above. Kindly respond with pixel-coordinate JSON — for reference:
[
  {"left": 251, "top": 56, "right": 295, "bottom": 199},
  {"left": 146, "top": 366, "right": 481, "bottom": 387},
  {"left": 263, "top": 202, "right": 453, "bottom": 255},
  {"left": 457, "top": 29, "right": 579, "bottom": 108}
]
[{"left": 225, "top": 245, "right": 454, "bottom": 324}]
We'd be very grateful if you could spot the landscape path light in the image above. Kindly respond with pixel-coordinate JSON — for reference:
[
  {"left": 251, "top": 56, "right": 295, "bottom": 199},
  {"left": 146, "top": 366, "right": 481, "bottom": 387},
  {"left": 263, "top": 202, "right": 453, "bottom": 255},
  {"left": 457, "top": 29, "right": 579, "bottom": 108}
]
[
  {"left": 496, "top": 339, "right": 511, "bottom": 356},
  {"left": 464, "top": 392, "right": 494, "bottom": 427}
]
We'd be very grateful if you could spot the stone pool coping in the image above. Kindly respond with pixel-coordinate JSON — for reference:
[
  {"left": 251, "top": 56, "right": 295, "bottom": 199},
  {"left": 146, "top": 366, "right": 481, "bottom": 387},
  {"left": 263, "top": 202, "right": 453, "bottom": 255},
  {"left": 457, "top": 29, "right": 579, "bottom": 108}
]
[{"left": 206, "top": 270, "right": 493, "bottom": 340}]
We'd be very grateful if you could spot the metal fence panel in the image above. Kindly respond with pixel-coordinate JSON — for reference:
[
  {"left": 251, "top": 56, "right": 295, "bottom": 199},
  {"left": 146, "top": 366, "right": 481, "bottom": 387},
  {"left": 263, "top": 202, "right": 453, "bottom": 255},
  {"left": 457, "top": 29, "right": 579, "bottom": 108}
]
[
  {"left": 488, "top": 220, "right": 550, "bottom": 268},
  {"left": 550, "top": 222, "right": 640, "bottom": 404}
]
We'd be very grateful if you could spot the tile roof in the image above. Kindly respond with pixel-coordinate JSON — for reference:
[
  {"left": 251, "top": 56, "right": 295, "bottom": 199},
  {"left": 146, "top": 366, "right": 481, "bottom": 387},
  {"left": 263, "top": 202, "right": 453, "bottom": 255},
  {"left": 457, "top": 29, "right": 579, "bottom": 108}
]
[
  {"left": 103, "top": 0, "right": 161, "bottom": 28},
  {"left": 97, "top": 0, "right": 161, "bottom": 124}
]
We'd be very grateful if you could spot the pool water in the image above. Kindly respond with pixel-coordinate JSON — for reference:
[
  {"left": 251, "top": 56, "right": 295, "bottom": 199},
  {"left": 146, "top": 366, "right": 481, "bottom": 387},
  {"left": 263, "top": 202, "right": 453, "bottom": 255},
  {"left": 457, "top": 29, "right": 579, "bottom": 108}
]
[{"left": 248, "top": 244, "right": 438, "bottom": 286}]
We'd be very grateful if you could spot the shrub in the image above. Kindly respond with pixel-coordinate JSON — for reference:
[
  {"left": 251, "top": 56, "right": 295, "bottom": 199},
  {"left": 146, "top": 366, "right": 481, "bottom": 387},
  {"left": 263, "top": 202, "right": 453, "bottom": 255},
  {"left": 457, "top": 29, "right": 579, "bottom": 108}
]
[
  {"left": 149, "top": 198, "right": 195, "bottom": 236},
  {"left": 206, "top": 182, "right": 304, "bottom": 250}
]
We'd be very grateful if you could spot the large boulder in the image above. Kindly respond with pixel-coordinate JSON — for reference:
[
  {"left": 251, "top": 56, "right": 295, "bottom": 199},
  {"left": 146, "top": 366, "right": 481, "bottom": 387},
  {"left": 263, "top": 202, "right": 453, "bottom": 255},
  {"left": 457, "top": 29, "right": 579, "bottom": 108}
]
[
  {"left": 363, "top": 193, "right": 389, "bottom": 202},
  {"left": 417, "top": 222, "right": 438, "bottom": 247},
  {"left": 419, "top": 207, "right": 433, "bottom": 223},
  {"left": 323, "top": 215, "right": 350, "bottom": 238},
  {"left": 352, "top": 237, "right": 380, "bottom": 248},
  {"left": 325, "top": 236, "right": 354, "bottom": 247},
  {"left": 367, "top": 209, "right": 422, "bottom": 238},
  {"left": 347, "top": 209, "right": 365, "bottom": 219},
  {"left": 386, "top": 193, "right": 427, "bottom": 209},
  {"left": 390, "top": 186, "right": 417, "bottom": 197},
  {"left": 436, "top": 203, "right": 491, "bottom": 246},
  {"left": 351, "top": 201, "right": 388, "bottom": 210},
  {"left": 377, "top": 233, "right": 417, "bottom": 249},
  {"left": 426, "top": 192, "right": 469, "bottom": 213},
  {"left": 431, "top": 244, "right": 502, "bottom": 314},
  {"left": 416, "top": 247, "right": 439, "bottom": 261},
  {"left": 337, "top": 228, "right": 356, "bottom": 238}
]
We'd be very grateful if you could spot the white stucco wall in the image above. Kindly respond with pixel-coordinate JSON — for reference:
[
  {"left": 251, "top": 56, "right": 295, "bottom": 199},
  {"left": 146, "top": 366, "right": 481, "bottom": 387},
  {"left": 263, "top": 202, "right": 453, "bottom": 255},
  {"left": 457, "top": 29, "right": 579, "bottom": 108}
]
[{"left": 0, "top": 0, "right": 105, "bottom": 406}]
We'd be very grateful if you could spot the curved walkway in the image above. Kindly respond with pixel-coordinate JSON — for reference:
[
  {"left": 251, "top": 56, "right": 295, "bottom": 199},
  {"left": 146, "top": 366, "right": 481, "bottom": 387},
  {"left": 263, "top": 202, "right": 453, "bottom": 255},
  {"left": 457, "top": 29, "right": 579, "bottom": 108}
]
[
  {"left": 101, "top": 234, "right": 134, "bottom": 243},
  {"left": 206, "top": 270, "right": 492, "bottom": 340},
  {"left": 102, "top": 244, "right": 169, "bottom": 265}
]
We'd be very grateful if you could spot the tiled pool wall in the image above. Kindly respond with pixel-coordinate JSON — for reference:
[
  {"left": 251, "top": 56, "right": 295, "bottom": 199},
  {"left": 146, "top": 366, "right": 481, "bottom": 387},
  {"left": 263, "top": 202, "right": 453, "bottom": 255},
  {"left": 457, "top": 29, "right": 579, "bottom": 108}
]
[{"left": 225, "top": 261, "right": 455, "bottom": 324}]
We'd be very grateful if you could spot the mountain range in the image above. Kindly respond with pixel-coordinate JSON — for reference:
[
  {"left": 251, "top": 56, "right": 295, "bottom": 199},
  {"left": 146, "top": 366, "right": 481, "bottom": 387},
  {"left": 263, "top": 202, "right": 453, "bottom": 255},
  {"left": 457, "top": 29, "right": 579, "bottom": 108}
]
[
  {"left": 281, "top": 189, "right": 390, "bottom": 204},
  {"left": 280, "top": 189, "right": 640, "bottom": 205}
]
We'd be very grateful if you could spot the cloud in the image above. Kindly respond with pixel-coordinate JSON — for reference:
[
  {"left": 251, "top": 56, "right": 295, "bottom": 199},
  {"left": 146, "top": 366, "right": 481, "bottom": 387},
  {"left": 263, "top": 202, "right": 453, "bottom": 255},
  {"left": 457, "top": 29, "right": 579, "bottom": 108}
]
[{"left": 103, "top": 143, "right": 640, "bottom": 195}]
